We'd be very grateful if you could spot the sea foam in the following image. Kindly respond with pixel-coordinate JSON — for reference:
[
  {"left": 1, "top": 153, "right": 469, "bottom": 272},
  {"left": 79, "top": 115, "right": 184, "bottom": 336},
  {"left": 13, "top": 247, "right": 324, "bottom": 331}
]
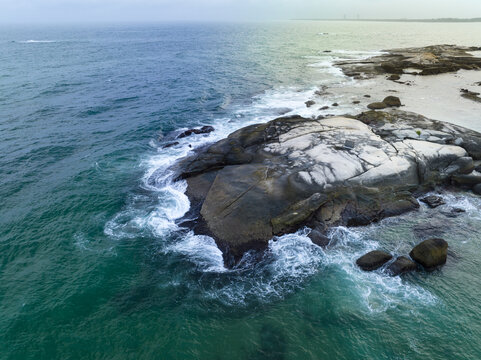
[{"left": 103, "top": 48, "right": 440, "bottom": 309}]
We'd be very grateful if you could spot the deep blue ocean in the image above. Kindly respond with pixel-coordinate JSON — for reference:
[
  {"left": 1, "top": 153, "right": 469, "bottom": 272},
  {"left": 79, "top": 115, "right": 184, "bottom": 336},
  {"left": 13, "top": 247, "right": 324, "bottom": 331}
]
[{"left": 2, "top": 21, "right": 481, "bottom": 359}]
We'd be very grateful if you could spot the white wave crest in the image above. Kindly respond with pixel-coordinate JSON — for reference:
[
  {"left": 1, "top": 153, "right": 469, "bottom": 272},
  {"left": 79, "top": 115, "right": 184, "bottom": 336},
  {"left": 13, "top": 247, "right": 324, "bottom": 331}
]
[{"left": 18, "top": 40, "right": 56, "bottom": 43}]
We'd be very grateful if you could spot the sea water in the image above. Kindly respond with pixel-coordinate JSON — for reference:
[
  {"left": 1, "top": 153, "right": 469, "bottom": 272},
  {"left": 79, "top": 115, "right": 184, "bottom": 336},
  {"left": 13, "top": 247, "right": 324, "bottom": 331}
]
[{"left": 1, "top": 21, "right": 481, "bottom": 359}]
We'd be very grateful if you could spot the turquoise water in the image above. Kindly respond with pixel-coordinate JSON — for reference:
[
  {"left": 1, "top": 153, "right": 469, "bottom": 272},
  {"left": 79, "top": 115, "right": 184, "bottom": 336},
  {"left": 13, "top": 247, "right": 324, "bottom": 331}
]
[{"left": 1, "top": 21, "right": 481, "bottom": 359}]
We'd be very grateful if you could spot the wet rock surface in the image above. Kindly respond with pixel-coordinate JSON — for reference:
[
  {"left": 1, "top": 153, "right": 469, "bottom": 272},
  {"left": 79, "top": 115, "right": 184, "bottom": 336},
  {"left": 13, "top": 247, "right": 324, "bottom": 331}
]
[
  {"left": 421, "top": 195, "right": 446, "bottom": 208},
  {"left": 335, "top": 45, "right": 481, "bottom": 79},
  {"left": 356, "top": 250, "right": 393, "bottom": 271},
  {"left": 383, "top": 96, "right": 402, "bottom": 107},
  {"left": 368, "top": 102, "right": 387, "bottom": 110},
  {"left": 172, "top": 109, "right": 481, "bottom": 264},
  {"left": 410, "top": 238, "right": 449, "bottom": 270},
  {"left": 387, "top": 256, "right": 418, "bottom": 276}
]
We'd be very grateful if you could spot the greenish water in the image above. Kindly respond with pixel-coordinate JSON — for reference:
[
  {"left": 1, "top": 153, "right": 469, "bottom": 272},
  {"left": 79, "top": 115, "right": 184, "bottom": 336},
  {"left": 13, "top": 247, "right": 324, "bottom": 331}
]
[{"left": 1, "top": 21, "right": 481, "bottom": 359}]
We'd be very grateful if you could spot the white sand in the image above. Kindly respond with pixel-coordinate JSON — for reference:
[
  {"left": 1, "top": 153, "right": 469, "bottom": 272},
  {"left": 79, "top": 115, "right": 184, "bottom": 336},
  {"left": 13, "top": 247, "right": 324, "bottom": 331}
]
[{"left": 326, "top": 70, "right": 481, "bottom": 132}]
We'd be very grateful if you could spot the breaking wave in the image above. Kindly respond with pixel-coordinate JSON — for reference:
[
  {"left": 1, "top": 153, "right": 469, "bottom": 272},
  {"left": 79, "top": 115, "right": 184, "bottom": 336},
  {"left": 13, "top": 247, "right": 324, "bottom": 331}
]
[{"left": 102, "top": 48, "right": 449, "bottom": 310}]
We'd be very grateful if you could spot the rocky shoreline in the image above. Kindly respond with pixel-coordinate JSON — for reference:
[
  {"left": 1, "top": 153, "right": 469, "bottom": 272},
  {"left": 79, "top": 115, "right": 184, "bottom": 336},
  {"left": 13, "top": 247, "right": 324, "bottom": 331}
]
[
  {"left": 335, "top": 44, "right": 481, "bottom": 79},
  {"left": 169, "top": 45, "right": 481, "bottom": 268}
]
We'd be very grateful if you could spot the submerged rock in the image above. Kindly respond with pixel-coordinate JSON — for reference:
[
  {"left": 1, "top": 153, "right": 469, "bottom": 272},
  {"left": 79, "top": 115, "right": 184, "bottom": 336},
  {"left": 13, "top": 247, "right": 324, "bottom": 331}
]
[
  {"left": 177, "top": 125, "right": 214, "bottom": 139},
  {"left": 461, "top": 89, "right": 481, "bottom": 103},
  {"left": 473, "top": 183, "right": 481, "bottom": 195},
  {"left": 440, "top": 207, "right": 466, "bottom": 218},
  {"left": 162, "top": 141, "right": 179, "bottom": 149},
  {"left": 420, "top": 195, "right": 446, "bottom": 208},
  {"left": 410, "top": 238, "right": 448, "bottom": 270},
  {"left": 413, "top": 219, "right": 449, "bottom": 239},
  {"left": 356, "top": 250, "right": 393, "bottom": 271},
  {"left": 173, "top": 110, "right": 481, "bottom": 264},
  {"left": 305, "top": 100, "right": 316, "bottom": 107},
  {"left": 388, "top": 74, "right": 401, "bottom": 81},
  {"left": 387, "top": 256, "right": 417, "bottom": 276}
]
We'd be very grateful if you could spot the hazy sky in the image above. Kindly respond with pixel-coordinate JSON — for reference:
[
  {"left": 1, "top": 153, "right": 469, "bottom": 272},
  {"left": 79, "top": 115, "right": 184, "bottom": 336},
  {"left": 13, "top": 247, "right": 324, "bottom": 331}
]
[{"left": 1, "top": 0, "right": 481, "bottom": 23}]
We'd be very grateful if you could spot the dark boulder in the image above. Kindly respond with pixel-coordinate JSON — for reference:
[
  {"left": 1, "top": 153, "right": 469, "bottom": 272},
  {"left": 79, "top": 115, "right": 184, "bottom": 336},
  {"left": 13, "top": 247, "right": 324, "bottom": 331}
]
[
  {"left": 367, "top": 102, "right": 387, "bottom": 110},
  {"left": 382, "top": 96, "right": 402, "bottom": 107},
  {"left": 352, "top": 100, "right": 360, "bottom": 104},
  {"left": 388, "top": 74, "right": 401, "bottom": 81},
  {"left": 387, "top": 256, "right": 417, "bottom": 276},
  {"left": 420, "top": 195, "right": 445, "bottom": 208},
  {"left": 332, "top": 103, "right": 339, "bottom": 107},
  {"left": 319, "top": 106, "right": 329, "bottom": 110},
  {"left": 305, "top": 100, "right": 316, "bottom": 108},
  {"left": 177, "top": 125, "right": 214, "bottom": 139},
  {"left": 410, "top": 238, "right": 448, "bottom": 270},
  {"left": 356, "top": 250, "right": 393, "bottom": 271},
  {"left": 473, "top": 183, "right": 481, "bottom": 195},
  {"left": 308, "top": 229, "right": 330, "bottom": 247}
]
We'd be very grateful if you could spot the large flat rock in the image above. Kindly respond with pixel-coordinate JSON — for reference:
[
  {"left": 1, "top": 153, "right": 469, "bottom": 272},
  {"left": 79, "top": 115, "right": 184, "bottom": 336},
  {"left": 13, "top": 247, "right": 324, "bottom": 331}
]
[
  {"left": 173, "top": 110, "right": 481, "bottom": 265},
  {"left": 335, "top": 45, "right": 481, "bottom": 79}
]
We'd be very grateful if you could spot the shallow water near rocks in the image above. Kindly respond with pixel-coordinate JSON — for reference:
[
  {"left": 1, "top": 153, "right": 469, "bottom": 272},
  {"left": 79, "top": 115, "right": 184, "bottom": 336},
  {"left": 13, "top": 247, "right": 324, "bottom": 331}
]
[{"left": 2, "top": 21, "right": 481, "bottom": 359}]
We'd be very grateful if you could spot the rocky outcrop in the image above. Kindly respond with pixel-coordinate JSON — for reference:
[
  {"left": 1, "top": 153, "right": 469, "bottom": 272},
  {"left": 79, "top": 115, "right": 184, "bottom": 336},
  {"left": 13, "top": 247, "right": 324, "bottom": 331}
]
[
  {"left": 410, "top": 238, "right": 448, "bottom": 270},
  {"left": 367, "top": 96, "right": 402, "bottom": 110},
  {"left": 356, "top": 250, "right": 393, "bottom": 271},
  {"left": 335, "top": 45, "right": 481, "bottom": 79},
  {"left": 420, "top": 195, "right": 445, "bottom": 208},
  {"left": 172, "top": 110, "right": 481, "bottom": 265},
  {"left": 177, "top": 125, "right": 214, "bottom": 139}
]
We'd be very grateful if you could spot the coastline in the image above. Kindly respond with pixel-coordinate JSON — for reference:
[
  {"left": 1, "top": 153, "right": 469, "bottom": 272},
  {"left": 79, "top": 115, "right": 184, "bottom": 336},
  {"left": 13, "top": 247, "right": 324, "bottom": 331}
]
[{"left": 5, "top": 22, "right": 481, "bottom": 359}]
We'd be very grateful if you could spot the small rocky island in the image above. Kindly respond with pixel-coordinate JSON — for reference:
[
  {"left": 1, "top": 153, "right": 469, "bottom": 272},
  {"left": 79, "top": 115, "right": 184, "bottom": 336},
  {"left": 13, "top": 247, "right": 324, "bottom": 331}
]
[{"left": 170, "top": 45, "right": 481, "bottom": 268}]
